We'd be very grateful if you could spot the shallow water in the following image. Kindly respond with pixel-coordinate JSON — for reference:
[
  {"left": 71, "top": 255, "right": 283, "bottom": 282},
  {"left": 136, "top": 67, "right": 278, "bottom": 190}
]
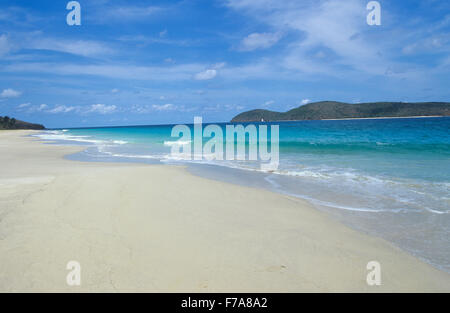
[{"left": 34, "top": 117, "right": 450, "bottom": 272}]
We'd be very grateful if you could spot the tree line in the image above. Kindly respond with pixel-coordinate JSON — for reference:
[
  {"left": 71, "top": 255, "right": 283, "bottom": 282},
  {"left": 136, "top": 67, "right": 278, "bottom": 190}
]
[{"left": 0, "top": 116, "right": 17, "bottom": 129}]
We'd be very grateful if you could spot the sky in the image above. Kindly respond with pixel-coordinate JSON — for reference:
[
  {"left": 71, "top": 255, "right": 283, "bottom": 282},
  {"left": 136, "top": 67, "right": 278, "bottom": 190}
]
[{"left": 0, "top": 0, "right": 449, "bottom": 128}]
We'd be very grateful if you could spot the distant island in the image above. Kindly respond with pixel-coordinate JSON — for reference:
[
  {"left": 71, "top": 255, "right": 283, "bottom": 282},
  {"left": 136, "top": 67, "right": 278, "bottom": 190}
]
[
  {"left": 0, "top": 116, "right": 45, "bottom": 130},
  {"left": 231, "top": 101, "right": 450, "bottom": 122}
]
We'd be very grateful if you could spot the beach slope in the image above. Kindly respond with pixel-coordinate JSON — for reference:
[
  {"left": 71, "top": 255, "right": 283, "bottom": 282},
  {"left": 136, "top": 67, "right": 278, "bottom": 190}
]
[{"left": 0, "top": 131, "right": 449, "bottom": 292}]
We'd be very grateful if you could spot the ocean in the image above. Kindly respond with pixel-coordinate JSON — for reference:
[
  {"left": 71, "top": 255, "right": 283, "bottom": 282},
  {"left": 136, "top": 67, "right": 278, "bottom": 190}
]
[{"left": 34, "top": 117, "right": 450, "bottom": 272}]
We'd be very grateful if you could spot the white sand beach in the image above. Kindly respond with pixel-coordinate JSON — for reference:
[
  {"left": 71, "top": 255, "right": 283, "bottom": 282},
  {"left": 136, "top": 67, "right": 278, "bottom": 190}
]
[{"left": 0, "top": 130, "right": 449, "bottom": 292}]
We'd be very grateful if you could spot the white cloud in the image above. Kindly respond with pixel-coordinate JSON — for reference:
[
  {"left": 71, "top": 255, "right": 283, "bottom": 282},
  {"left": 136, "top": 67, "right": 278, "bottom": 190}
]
[
  {"left": 102, "top": 5, "right": 163, "bottom": 21},
  {"left": 203, "top": 103, "right": 244, "bottom": 112},
  {"left": 4, "top": 62, "right": 205, "bottom": 81},
  {"left": 194, "top": 69, "right": 217, "bottom": 80},
  {"left": 212, "top": 62, "right": 226, "bottom": 69},
  {"left": 239, "top": 32, "right": 282, "bottom": 51},
  {"left": 152, "top": 103, "right": 175, "bottom": 111},
  {"left": 193, "top": 62, "right": 225, "bottom": 80},
  {"left": 0, "top": 31, "right": 113, "bottom": 58},
  {"left": 402, "top": 35, "right": 450, "bottom": 55},
  {"left": 227, "top": 0, "right": 386, "bottom": 75},
  {"left": 29, "top": 38, "right": 113, "bottom": 57},
  {"left": 224, "top": 103, "right": 244, "bottom": 111},
  {"left": 48, "top": 105, "right": 77, "bottom": 114},
  {"left": 2, "top": 59, "right": 330, "bottom": 83},
  {"left": 22, "top": 104, "right": 79, "bottom": 115},
  {"left": 111, "top": 88, "right": 119, "bottom": 93},
  {"left": 17, "top": 102, "right": 30, "bottom": 108},
  {"left": 88, "top": 104, "right": 117, "bottom": 114},
  {"left": 130, "top": 104, "right": 152, "bottom": 114},
  {"left": 1, "top": 88, "right": 21, "bottom": 98},
  {"left": 301, "top": 99, "right": 311, "bottom": 105},
  {"left": 34, "top": 104, "right": 48, "bottom": 112},
  {"left": 263, "top": 100, "right": 275, "bottom": 107}
]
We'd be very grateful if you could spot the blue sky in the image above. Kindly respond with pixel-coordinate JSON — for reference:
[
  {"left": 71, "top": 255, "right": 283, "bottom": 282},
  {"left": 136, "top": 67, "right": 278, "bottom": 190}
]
[{"left": 0, "top": 0, "right": 449, "bottom": 128}]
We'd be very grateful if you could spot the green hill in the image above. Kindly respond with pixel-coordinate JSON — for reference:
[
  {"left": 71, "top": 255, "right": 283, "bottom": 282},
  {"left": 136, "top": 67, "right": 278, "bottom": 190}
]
[
  {"left": 231, "top": 101, "right": 450, "bottom": 122},
  {"left": 0, "top": 116, "right": 45, "bottom": 130}
]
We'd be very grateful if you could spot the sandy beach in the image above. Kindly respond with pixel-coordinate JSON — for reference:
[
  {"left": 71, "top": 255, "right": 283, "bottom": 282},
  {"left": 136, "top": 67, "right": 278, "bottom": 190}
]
[{"left": 0, "top": 130, "right": 449, "bottom": 292}]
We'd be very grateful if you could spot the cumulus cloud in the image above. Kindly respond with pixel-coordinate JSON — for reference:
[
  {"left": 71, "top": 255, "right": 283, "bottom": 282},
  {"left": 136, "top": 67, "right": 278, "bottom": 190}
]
[
  {"left": 88, "top": 104, "right": 117, "bottom": 114},
  {"left": 1, "top": 88, "right": 21, "bottom": 98},
  {"left": 38, "top": 104, "right": 48, "bottom": 111},
  {"left": 29, "top": 103, "right": 117, "bottom": 115},
  {"left": 194, "top": 69, "right": 217, "bottom": 80},
  {"left": 239, "top": 32, "right": 282, "bottom": 51},
  {"left": 48, "top": 105, "right": 77, "bottom": 114},
  {"left": 130, "top": 104, "right": 152, "bottom": 114},
  {"left": 193, "top": 62, "right": 225, "bottom": 80},
  {"left": 152, "top": 103, "right": 175, "bottom": 111},
  {"left": 26, "top": 103, "right": 48, "bottom": 112}
]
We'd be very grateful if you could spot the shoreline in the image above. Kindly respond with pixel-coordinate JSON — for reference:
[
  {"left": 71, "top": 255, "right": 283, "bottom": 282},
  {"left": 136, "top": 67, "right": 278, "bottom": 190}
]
[
  {"left": 1, "top": 130, "right": 449, "bottom": 292},
  {"left": 233, "top": 115, "right": 447, "bottom": 123},
  {"left": 32, "top": 115, "right": 449, "bottom": 131},
  {"left": 321, "top": 115, "right": 446, "bottom": 121},
  {"left": 40, "top": 127, "right": 450, "bottom": 273}
]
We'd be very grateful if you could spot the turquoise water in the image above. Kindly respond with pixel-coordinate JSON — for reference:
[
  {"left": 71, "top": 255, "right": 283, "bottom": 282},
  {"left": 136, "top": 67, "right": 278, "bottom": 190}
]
[{"left": 34, "top": 117, "right": 450, "bottom": 271}]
